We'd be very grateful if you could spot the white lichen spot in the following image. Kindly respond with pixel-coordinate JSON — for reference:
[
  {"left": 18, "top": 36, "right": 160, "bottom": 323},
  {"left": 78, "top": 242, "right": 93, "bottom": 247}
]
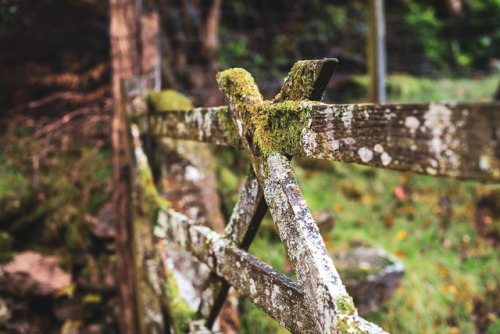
[
  {"left": 302, "top": 129, "right": 317, "bottom": 153},
  {"left": 236, "top": 119, "right": 243, "bottom": 136},
  {"left": 203, "top": 110, "right": 212, "bottom": 136},
  {"left": 374, "top": 144, "right": 384, "bottom": 153},
  {"left": 344, "top": 138, "right": 356, "bottom": 146},
  {"left": 381, "top": 152, "right": 392, "bottom": 166},
  {"left": 185, "top": 165, "right": 203, "bottom": 181},
  {"left": 249, "top": 279, "right": 257, "bottom": 295},
  {"left": 358, "top": 147, "right": 373, "bottom": 162},
  {"left": 424, "top": 103, "right": 459, "bottom": 168},
  {"left": 479, "top": 155, "right": 490, "bottom": 171},
  {"left": 153, "top": 225, "right": 166, "bottom": 238},
  {"left": 332, "top": 139, "right": 340, "bottom": 150},
  {"left": 341, "top": 105, "right": 354, "bottom": 129},
  {"left": 405, "top": 116, "right": 420, "bottom": 135},
  {"left": 430, "top": 159, "right": 438, "bottom": 168},
  {"left": 411, "top": 144, "right": 417, "bottom": 151},
  {"left": 323, "top": 107, "right": 334, "bottom": 115},
  {"left": 236, "top": 261, "right": 241, "bottom": 268},
  {"left": 426, "top": 167, "right": 437, "bottom": 175},
  {"left": 265, "top": 288, "right": 270, "bottom": 296},
  {"left": 364, "top": 109, "right": 369, "bottom": 120},
  {"left": 177, "top": 122, "right": 186, "bottom": 134}
]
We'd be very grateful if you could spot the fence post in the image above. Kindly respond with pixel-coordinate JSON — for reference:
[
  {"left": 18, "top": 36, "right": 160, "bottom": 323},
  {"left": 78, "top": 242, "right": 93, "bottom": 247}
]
[
  {"left": 367, "top": 0, "right": 387, "bottom": 103},
  {"left": 110, "top": 0, "right": 142, "bottom": 332},
  {"left": 122, "top": 77, "right": 171, "bottom": 333}
]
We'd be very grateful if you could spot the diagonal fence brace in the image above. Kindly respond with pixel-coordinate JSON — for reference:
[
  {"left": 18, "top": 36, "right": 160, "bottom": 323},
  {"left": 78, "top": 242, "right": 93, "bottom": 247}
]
[{"left": 217, "top": 59, "right": 387, "bottom": 333}]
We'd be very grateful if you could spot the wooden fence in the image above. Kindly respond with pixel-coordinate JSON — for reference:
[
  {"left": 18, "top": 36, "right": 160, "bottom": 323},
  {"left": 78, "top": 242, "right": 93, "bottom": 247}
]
[{"left": 121, "top": 58, "right": 500, "bottom": 333}]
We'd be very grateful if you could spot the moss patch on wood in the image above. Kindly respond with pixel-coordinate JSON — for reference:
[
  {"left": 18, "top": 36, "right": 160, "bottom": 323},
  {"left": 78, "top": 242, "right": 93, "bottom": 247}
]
[
  {"left": 214, "top": 106, "right": 242, "bottom": 148},
  {"left": 138, "top": 165, "right": 171, "bottom": 212},
  {"left": 216, "top": 68, "right": 318, "bottom": 158},
  {"left": 146, "top": 89, "right": 194, "bottom": 112},
  {"left": 165, "top": 270, "right": 196, "bottom": 333},
  {"left": 274, "top": 59, "right": 337, "bottom": 102}
]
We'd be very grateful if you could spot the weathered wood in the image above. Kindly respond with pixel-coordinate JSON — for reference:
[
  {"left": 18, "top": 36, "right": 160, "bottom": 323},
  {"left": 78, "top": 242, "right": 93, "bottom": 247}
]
[
  {"left": 198, "top": 172, "right": 267, "bottom": 327},
  {"left": 217, "top": 60, "right": 387, "bottom": 333},
  {"left": 129, "top": 124, "right": 170, "bottom": 333},
  {"left": 274, "top": 58, "right": 338, "bottom": 102},
  {"left": 110, "top": 0, "right": 142, "bottom": 331},
  {"left": 155, "top": 208, "right": 318, "bottom": 333},
  {"left": 138, "top": 106, "right": 239, "bottom": 147},
  {"left": 263, "top": 153, "right": 385, "bottom": 334},
  {"left": 139, "top": 101, "right": 500, "bottom": 182},
  {"left": 301, "top": 102, "right": 500, "bottom": 181}
]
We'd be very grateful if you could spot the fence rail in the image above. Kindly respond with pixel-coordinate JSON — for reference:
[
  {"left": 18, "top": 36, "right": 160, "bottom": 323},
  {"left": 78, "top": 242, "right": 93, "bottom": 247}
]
[{"left": 123, "top": 58, "right": 500, "bottom": 333}]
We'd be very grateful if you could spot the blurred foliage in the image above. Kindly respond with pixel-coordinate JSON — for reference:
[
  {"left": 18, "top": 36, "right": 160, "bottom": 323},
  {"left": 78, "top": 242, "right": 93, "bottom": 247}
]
[
  {"left": 219, "top": 0, "right": 500, "bottom": 79},
  {"left": 0, "top": 120, "right": 112, "bottom": 257}
]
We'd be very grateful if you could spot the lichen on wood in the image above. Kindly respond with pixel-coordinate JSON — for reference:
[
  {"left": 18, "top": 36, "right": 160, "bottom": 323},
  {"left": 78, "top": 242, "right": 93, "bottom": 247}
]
[
  {"left": 131, "top": 125, "right": 171, "bottom": 212},
  {"left": 138, "top": 107, "right": 240, "bottom": 147},
  {"left": 140, "top": 100, "right": 500, "bottom": 182},
  {"left": 217, "top": 59, "right": 386, "bottom": 333},
  {"left": 274, "top": 58, "right": 338, "bottom": 102},
  {"left": 198, "top": 171, "right": 267, "bottom": 326},
  {"left": 156, "top": 207, "right": 318, "bottom": 333}
]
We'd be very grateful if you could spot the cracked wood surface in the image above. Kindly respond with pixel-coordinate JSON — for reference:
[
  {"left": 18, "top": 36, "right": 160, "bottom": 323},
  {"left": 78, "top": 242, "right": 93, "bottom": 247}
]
[
  {"left": 139, "top": 101, "right": 500, "bottom": 182},
  {"left": 156, "top": 208, "right": 318, "bottom": 333},
  {"left": 198, "top": 173, "right": 267, "bottom": 327},
  {"left": 217, "top": 59, "right": 387, "bottom": 333}
]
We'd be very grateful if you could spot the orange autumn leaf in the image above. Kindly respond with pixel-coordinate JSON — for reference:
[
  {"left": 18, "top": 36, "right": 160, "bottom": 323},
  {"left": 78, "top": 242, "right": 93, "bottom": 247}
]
[
  {"left": 393, "top": 250, "right": 406, "bottom": 258},
  {"left": 397, "top": 230, "right": 407, "bottom": 240}
]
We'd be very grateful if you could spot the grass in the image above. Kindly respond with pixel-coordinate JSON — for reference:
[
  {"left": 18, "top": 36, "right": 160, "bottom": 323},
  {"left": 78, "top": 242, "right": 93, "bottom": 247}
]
[
  {"left": 335, "top": 72, "right": 500, "bottom": 104},
  {"left": 231, "top": 72, "right": 500, "bottom": 333}
]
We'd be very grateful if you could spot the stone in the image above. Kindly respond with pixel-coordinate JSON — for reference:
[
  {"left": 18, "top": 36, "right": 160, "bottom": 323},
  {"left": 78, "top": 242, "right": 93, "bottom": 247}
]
[
  {"left": 0, "top": 252, "right": 72, "bottom": 296},
  {"left": 312, "top": 209, "right": 335, "bottom": 233},
  {"left": 331, "top": 246, "right": 404, "bottom": 316}
]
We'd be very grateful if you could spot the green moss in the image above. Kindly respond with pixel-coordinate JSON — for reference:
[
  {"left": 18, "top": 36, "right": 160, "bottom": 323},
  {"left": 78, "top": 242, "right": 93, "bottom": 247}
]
[
  {"left": 146, "top": 89, "right": 193, "bottom": 112},
  {"left": 216, "top": 68, "right": 318, "bottom": 160},
  {"left": 336, "top": 295, "right": 357, "bottom": 316},
  {"left": 274, "top": 60, "right": 321, "bottom": 102},
  {"left": 252, "top": 101, "right": 317, "bottom": 157},
  {"left": 214, "top": 106, "right": 242, "bottom": 148},
  {"left": 165, "top": 271, "right": 196, "bottom": 333},
  {"left": 138, "top": 165, "right": 171, "bottom": 211}
]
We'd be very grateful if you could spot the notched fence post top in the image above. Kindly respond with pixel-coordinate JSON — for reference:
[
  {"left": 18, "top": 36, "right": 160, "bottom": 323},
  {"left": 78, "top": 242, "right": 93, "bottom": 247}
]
[
  {"left": 216, "top": 59, "right": 338, "bottom": 159},
  {"left": 275, "top": 58, "right": 338, "bottom": 102}
]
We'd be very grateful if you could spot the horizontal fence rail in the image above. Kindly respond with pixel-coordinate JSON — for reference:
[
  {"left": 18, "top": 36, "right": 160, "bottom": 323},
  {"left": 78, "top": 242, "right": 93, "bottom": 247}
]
[
  {"left": 138, "top": 101, "right": 500, "bottom": 182},
  {"left": 126, "top": 57, "right": 500, "bottom": 333}
]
